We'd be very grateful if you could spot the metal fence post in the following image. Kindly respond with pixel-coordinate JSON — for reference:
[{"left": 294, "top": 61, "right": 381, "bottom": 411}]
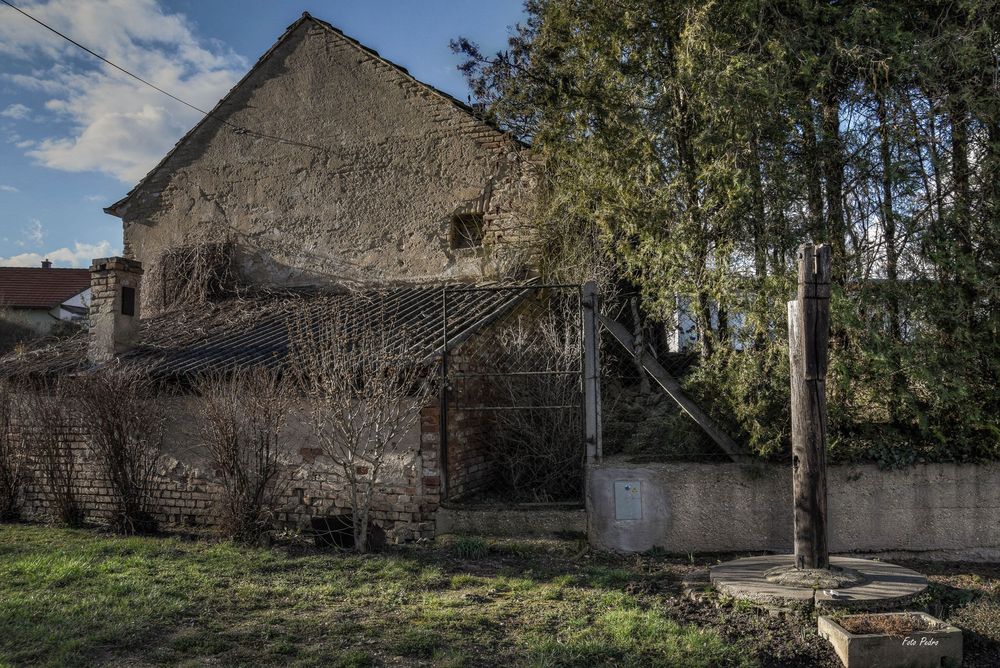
[
  {"left": 440, "top": 285, "right": 449, "bottom": 501},
  {"left": 582, "top": 281, "right": 602, "bottom": 462}
]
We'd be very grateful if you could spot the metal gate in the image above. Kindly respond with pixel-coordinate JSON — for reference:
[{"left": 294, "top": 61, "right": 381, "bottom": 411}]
[{"left": 439, "top": 284, "right": 585, "bottom": 503}]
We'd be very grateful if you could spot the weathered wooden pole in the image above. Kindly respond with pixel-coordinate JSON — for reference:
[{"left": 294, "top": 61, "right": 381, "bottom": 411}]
[{"left": 788, "top": 242, "right": 831, "bottom": 570}]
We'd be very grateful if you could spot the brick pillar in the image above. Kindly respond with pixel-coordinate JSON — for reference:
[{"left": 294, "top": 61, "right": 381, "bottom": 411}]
[{"left": 88, "top": 257, "right": 143, "bottom": 364}]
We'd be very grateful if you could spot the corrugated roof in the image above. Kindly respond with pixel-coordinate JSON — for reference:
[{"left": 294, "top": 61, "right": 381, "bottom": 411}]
[
  {"left": 0, "top": 267, "right": 90, "bottom": 310},
  {"left": 0, "top": 284, "right": 531, "bottom": 381}
]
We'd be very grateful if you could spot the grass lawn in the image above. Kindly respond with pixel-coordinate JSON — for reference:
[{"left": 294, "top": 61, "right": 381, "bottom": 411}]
[{"left": 1, "top": 524, "right": 997, "bottom": 667}]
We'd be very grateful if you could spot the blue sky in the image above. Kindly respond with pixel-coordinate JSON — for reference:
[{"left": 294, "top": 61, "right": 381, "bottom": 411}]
[{"left": 0, "top": 0, "right": 524, "bottom": 267}]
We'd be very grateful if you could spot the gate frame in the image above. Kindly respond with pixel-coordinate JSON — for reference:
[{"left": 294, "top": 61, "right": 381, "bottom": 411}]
[{"left": 438, "top": 282, "right": 587, "bottom": 502}]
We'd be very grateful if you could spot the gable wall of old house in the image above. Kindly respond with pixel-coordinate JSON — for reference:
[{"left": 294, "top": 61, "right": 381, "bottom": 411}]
[{"left": 115, "top": 20, "right": 536, "bottom": 314}]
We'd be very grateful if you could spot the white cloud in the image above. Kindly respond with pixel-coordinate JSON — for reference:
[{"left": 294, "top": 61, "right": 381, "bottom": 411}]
[
  {"left": 0, "top": 240, "right": 118, "bottom": 267},
  {"left": 0, "top": 185, "right": 18, "bottom": 193},
  {"left": 24, "top": 218, "right": 45, "bottom": 247},
  {"left": 1, "top": 103, "right": 30, "bottom": 119},
  {"left": 1, "top": 0, "right": 246, "bottom": 183},
  {"left": 83, "top": 194, "right": 106, "bottom": 202}
]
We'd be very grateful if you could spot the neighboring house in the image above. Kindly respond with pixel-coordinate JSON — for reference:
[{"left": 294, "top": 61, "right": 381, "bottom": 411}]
[
  {"left": 0, "top": 262, "right": 90, "bottom": 339},
  {"left": 0, "top": 14, "right": 546, "bottom": 541}
]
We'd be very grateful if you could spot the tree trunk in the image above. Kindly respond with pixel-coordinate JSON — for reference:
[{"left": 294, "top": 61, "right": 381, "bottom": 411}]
[
  {"left": 878, "top": 95, "right": 905, "bottom": 423},
  {"left": 804, "top": 107, "right": 824, "bottom": 240},
  {"left": 950, "top": 98, "right": 972, "bottom": 256},
  {"left": 821, "top": 91, "right": 845, "bottom": 265},
  {"left": 750, "top": 148, "right": 770, "bottom": 350},
  {"left": 949, "top": 93, "right": 977, "bottom": 327},
  {"left": 629, "top": 298, "right": 651, "bottom": 397},
  {"left": 696, "top": 291, "right": 713, "bottom": 359}
]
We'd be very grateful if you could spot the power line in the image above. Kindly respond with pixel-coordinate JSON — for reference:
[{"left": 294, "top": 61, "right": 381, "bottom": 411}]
[{"left": 0, "top": 0, "right": 325, "bottom": 152}]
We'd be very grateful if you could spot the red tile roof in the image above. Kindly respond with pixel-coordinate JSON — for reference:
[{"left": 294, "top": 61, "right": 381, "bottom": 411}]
[{"left": 0, "top": 267, "right": 91, "bottom": 310}]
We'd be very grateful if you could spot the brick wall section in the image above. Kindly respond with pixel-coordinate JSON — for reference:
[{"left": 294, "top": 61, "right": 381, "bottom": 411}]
[
  {"left": 13, "top": 402, "right": 443, "bottom": 543},
  {"left": 437, "top": 349, "right": 501, "bottom": 502},
  {"left": 87, "top": 257, "right": 143, "bottom": 363},
  {"left": 444, "top": 405, "right": 495, "bottom": 501},
  {"left": 422, "top": 399, "right": 497, "bottom": 504}
]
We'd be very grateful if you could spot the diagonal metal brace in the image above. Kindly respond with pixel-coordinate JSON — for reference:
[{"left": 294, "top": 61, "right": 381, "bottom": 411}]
[{"left": 598, "top": 313, "right": 752, "bottom": 464}]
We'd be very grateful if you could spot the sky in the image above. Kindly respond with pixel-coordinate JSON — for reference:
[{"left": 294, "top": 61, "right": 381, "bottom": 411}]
[{"left": 0, "top": 0, "right": 524, "bottom": 267}]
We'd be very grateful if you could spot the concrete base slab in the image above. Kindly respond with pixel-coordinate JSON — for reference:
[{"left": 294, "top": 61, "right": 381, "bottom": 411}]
[{"left": 710, "top": 555, "right": 928, "bottom": 609}]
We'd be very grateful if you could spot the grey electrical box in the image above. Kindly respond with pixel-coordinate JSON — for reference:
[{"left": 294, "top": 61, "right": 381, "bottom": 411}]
[{"left": 614, "top": 480, "right": 642, "bottom": 520}]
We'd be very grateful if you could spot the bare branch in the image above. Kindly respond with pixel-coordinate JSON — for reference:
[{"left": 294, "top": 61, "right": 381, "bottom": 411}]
[
  {"left": 72, "top": 366, "right": 165, "bottom": 534},
  {"left": 287, "top": 294, "right": 437, "bottom": 552},
  {"left": 196, "top": 366, "right": 293, "bottom": 544}
]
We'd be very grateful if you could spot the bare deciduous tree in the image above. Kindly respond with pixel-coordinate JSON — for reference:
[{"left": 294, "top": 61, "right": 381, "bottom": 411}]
[
  {"left": 74, "top": 367, "right": 165, "bottom": 534},
  {"left": 22, "top": 377, "right": 82, "bottom": 526},
  {"left": 197, "top": 366, "right": 292, "bottom": 544},
  {"left": 288, "top": 296, "right": 436, "bottom": 552},
  {"left": 0, "top": 379, "right": 28, "bottom": 521}
]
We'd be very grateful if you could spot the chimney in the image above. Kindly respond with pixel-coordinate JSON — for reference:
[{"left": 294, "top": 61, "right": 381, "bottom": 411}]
[
  {"left": 41, "top": 258, "right": 52, "bottom": 269},
  {"left": 88, "top": 256, "right": 143, "bottom": 363}
]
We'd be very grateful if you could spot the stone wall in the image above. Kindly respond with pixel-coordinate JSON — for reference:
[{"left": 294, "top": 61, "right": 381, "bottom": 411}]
[
  {"left": 112, "top": 19, "right": 537, "bottom": 314},
  {"left": 588, "top": 458, "right": 1000, "bottom": 560},
  {"left": 16, "top": 398, "right": 442, "bottom": 543}
]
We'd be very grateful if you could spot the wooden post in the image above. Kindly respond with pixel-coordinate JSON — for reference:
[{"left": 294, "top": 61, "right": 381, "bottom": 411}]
[
  {"left": 582, "top": 281, "right": 602, "bottom": 462},
  {"left": 788, "top": 242, "right": 832, "bottom": 570}
]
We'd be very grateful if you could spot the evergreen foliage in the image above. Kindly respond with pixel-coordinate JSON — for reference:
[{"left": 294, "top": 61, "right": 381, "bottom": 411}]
[{"left": 454, "top": 0, "right": 1000, "bottom": 461}]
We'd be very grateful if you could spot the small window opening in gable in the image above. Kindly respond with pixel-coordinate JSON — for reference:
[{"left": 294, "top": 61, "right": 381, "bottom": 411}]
[
  {"left": 121, "top": 286, "right": 136, "bottom": 316},
  {"left": 450, "top": 213, "right": 484, "bottom": 250}
]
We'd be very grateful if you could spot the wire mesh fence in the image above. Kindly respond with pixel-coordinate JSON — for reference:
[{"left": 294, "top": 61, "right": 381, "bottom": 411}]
[
  {"left": 439, "top": 284, "right": 735, "bottom": 505},
  {"left": 441, "top": 284, "right": 585, "bottom": 503}
]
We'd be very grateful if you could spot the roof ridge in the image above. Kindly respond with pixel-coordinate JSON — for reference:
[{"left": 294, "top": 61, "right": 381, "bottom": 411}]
[{"left": 0, "top": 266, "right": 90, "bottom": 271}]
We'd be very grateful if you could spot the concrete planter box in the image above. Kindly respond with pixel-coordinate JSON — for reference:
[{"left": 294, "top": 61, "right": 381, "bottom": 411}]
[{"left": 818, "top": 612, "right": 962, "bottom": 668}]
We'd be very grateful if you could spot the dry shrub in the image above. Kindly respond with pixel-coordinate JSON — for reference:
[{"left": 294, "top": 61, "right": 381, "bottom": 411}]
[
  {"left": 838, "top": 613, "right": 939, "bottom": 637},
  {"left": 288, "top": 295, "right": 436, "bottom": 552},
  {"left": 484, "top": 302, "right": 583, "bottom": 501},
  {"left": 74, "top": 367, "right": 165, "bottom": 534},
  {"left": 951, "top": 599, "right": 1000, "bottom": 645},
  {"left": 149, "top": 240, "right": 236, "bottom": 313},
  {"left": 21, "top": 377, "right": 82, "bottom": 526},
  {"left": 0, "top": 379, "right": 28, "bottom": 521},
  {"left": 197, "top": 366, "right": 292, "bottom": 544}
]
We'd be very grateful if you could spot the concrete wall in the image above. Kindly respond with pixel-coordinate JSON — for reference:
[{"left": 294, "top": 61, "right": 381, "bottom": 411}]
[
  {"left": 114, "top": 19, "right": 536, "bottom": 314},
  {"left": 588, "top": 458, "right": 1000, "bottom": 560}
]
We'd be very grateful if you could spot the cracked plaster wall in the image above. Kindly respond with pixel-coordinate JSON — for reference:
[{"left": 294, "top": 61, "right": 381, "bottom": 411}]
[{"left": 114, "top": 21, "right": 536, "bottom": 314}]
